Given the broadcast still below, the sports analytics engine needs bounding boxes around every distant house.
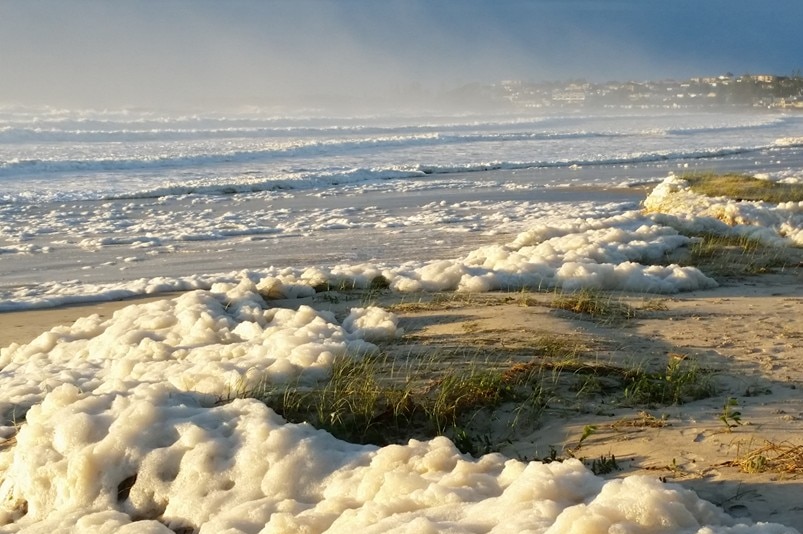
[749,74,777,84]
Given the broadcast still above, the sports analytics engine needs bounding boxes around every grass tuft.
[622,358,716,406]
[733,441,803,474]
[224,345,715,456]
[239,353,551,453]
[668,232,802,279]
[550,288,636,324]
[217,290,718,457]
[588,454,620,475]
[682,172,803,203]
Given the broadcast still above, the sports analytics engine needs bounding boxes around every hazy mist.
[2,0,802,111]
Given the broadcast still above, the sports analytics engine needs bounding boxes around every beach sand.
[379,271,803,526]
[0,294,184,349]
[1,266,802,527]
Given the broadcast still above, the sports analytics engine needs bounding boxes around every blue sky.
[1,1,801,108]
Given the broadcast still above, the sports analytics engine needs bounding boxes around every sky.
[1,0,802,110]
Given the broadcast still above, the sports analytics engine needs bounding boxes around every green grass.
[682,172,803,203]
[234,352,551,453]
[621,358,716,407]
[388,292,494,313]
[588,454,620,475]
[651,172,803,279]
[218,288,720,458]
[219,337,716,457]
[689,233,764,259]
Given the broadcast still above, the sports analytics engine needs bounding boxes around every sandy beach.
[2,261,802,528]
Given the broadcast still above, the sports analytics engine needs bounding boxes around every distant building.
[489,72,800,111]
[747,74,777,84]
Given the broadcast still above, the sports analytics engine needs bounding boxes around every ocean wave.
[9,109,776,144]
[0,122,639,145]
[0,111,547,141]
[415,144,761,173]
[1,144,767,204]
[6,114,782,145]
[0,134,441,177]
[0,124,426,143]
[660,115,789,136]
[0,108,558,131]
[0,128,770,181]
[0,132,614,179]
[110,168,428,200]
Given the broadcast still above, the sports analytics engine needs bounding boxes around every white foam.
[0,201,717,312]
[644,175,803,246]
[383,210,717,294]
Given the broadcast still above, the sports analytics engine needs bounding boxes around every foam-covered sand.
[2,281,801,533]
[1,175,802,532]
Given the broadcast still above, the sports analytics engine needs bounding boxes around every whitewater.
[1,106,802,532]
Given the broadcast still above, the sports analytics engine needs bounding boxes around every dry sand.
[0,294,184,349]
[1,269,802,527]
[375,270,803,527]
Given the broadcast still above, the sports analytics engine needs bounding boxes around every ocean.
[2,107,802,310]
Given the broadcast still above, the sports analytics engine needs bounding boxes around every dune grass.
[683,233,798,277]
[243,352,551,456]
[647,172,803,278]
[682,172,803,203]
[214,284,723,458]
[225,329,715,457]
[621,357,715,407]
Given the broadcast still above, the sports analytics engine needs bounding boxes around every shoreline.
[0,177,651,311]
